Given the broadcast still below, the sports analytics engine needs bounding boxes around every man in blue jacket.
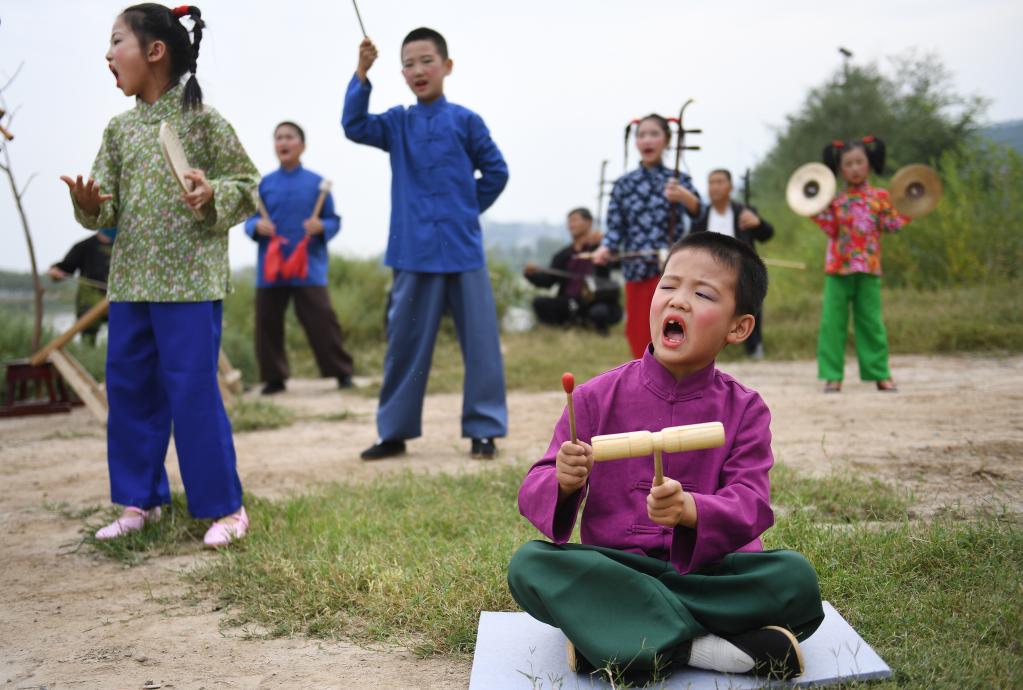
[245,122,355,395]
[342,28,510,460]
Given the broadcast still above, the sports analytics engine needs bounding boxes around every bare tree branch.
[4,104,23,128]
[20,171,38,197]
[0,61,25,94]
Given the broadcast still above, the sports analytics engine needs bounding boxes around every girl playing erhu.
[62,3,260,546]
[593,115,701,359]
[814,136,908,393]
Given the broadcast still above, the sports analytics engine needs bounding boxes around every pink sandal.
[95,506,162,541]
[203,506,249,548]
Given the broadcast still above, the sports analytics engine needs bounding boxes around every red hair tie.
[667,117,679,123]
[630,118,641,125]
[832,139,845,148]
[862,135,875,143]
[171,5,190,18]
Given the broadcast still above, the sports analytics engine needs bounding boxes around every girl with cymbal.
[814,136,909,393]
[62,3,259,547]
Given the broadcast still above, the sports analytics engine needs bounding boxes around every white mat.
[469,601,891,689]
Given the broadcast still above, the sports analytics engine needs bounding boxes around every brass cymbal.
[890,164,943,218]
[786,162,836,217]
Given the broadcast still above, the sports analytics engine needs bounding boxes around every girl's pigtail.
[822,139,845,173]
[623,119,639,172]
[861,135,886,174]
[173,5,205,111]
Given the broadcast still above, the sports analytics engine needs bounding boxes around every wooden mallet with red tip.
[562,372,577,444]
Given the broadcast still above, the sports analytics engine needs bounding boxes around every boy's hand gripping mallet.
[561,372,577,444]
[591,422,725,487]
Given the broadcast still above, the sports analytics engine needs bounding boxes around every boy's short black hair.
[708,168,732,183]
[402,27,448,61]
[275,121,305,142]
[567,207,592,221]
[668,233,767,316]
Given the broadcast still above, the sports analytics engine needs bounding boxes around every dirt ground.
[2,354,1021,689]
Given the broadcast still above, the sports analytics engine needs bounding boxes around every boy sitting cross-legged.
[508,232,825,680]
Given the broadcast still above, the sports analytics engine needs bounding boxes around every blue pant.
[378,268,507,441]
[106,301,243,519]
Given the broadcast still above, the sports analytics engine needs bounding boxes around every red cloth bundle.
[263,235,287,283]
[281,236,310,281]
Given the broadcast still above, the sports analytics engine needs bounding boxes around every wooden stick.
[592,421,725,462]
[0,107,13,141]
[351,0,367,37]
[308,179,332,224]
[49,348,107,424]
[561,372,577,444]
[762,257,807,270]
[29,297,110,366]
[653,448,664,487]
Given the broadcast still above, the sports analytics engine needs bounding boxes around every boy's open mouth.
[109,64,119,83]
[641,147,657,157]
[662,317,685,347]
[414,79,429,89]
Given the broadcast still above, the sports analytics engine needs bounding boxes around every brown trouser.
[255,285,354,383]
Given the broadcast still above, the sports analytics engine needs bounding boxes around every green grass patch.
[765,511,1023,689]
[78,464,1023,687]
[771,464,913,522]
[228,398,295,432]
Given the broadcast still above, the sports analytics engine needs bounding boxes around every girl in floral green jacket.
[62,3,259,547]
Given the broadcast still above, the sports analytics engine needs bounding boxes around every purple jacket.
[518,350,774,575]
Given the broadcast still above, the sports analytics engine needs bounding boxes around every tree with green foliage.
[755,51,987,191]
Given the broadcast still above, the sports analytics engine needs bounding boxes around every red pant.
[624,276,659,359]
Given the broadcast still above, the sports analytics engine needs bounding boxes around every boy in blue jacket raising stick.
[342,28,510,460]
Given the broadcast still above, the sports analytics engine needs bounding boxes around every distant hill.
[482,219,567,271]
[481,219,564,251]
[981,119,1023,154]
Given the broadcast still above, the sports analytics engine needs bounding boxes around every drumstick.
[561,372,577,444]
[309,179,332,223]
[653,448,664,487]
[351,0,367,37]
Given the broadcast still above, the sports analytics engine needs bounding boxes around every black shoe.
[261,380,286,395]
[337,374,354,389]
[360,439,406,461]
[724,626,804,680]
[470,437,497,460]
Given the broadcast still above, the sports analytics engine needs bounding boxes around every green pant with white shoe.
[507,540,824,672]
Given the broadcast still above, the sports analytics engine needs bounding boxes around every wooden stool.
[0,359,76,417]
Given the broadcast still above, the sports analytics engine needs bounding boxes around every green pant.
[817,273,891,382]
[507,541,824,672]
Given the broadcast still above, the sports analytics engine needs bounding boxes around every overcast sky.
[1,0,1021,273]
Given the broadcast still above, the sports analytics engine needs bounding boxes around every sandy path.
[2,354,1020,688]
